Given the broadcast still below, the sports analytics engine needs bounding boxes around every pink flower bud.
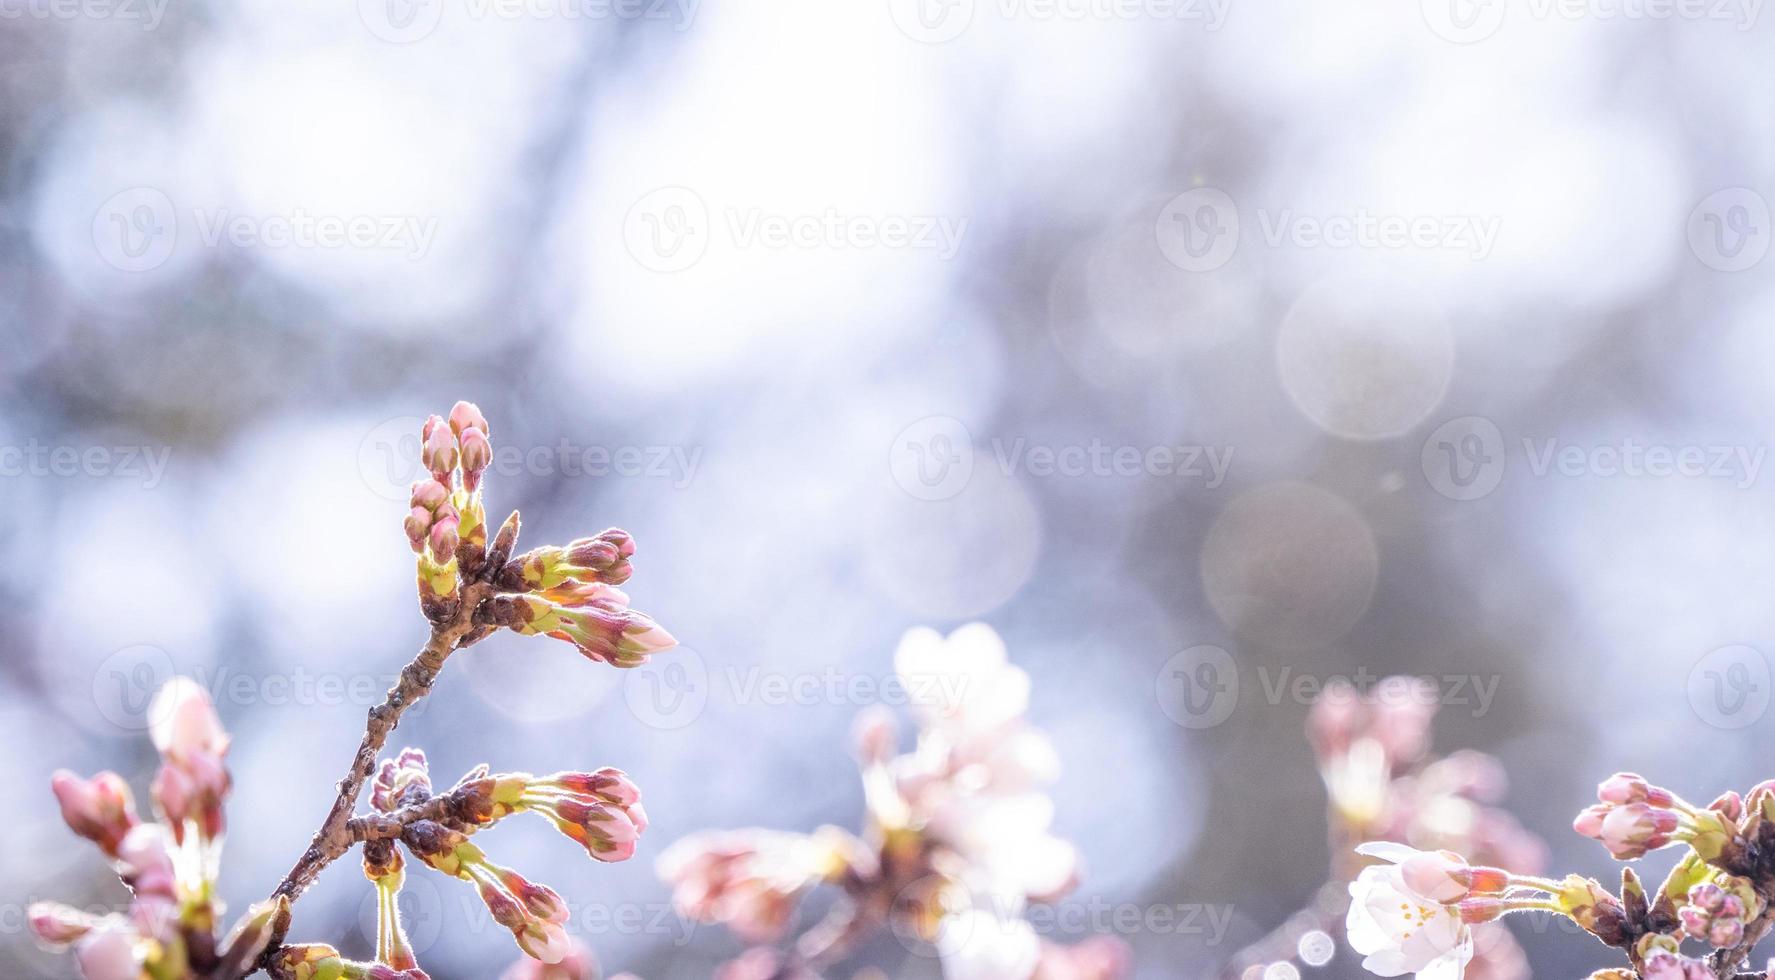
[429,518,460,563]
[148,678,228,761]
[1598,803,1679,860]
[1573,803,1609,840]
[422,416,458,485]
[28,903,101,947]
[1710,917,1745,947]
[1399,850,1476,903]
[74,924,141,980]
[448,400,489,440]
[546,768,642,808]
[1689,883,1726,913]
[51,770,138,857]
[459,428,492,493]
[565,529,636,585]
[1711,791,1745,823]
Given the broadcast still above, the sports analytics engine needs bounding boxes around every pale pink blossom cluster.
[32,681,286,980]
[1225,677,1545,980]
[659,623,1131,980]
[1346,769,1775,980]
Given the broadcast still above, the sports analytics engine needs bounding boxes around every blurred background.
[2,0,1773,976]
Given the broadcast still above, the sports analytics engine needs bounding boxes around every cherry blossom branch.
[249,578,496,976]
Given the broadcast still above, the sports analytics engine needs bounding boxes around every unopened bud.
[28,903,102,947]
[51,770,138,857]
[422,416,458,486]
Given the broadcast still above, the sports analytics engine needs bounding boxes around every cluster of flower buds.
[511,770,648,862]
[1572,773,1734,861]
[410,827,573,964]
[1676,878,1757,948]
[359,750,649,966]
[372,748,435,813]
[149,678,232,848]
[399,405,676,673]
[487,585,674,669]
[1636,946,1714,980]
[430,767,649,862]
[31,679,288,980]
[275,944,430,980]
[500,529,635,590]
[407,402,496,614]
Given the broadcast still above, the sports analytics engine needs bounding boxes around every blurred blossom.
[1200,482,1378,650]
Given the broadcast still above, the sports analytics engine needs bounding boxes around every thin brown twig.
[243,579,495,978]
